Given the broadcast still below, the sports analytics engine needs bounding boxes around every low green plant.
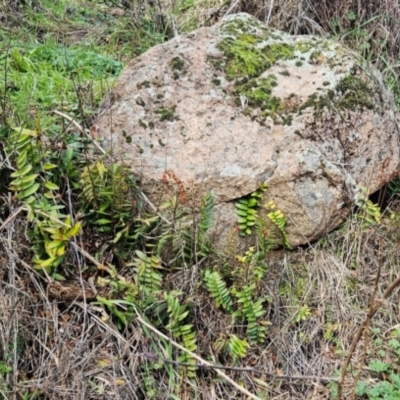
[165,292,197,376]
[3,126,82,276]
[235,182,267,236]
[330,328,400,399]
[78,159,139,240]
[356,186,381,230]
[263,199,291,248]
[355,328,400,400]
[235,183,291,249]
[204,246,271,360]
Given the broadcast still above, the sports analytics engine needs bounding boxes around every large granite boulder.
[95,13,400,247]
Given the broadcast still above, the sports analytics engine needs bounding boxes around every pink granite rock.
[95,13,400,246]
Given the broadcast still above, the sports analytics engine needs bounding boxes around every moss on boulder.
[95,13,400,247]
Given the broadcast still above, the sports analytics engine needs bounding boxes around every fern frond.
[199,192,214,234]
[198,192,214,256]
[228,334,248,360]
[133,251,163,307]
[232,284,267,344]
[266,205,291,248]
[165,293,197,377]
[204,270,233,312]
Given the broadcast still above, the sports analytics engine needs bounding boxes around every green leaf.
[235,202,249,210]
[18,182,40,199]
[68,222,82,237]
[247,198,258,207]
[33,256,56,269]
[368,359,389,372]
[53,273,66,281]
[43,163,58,170]
[95,218,112,225]
[236,209,248,217]
[15,173,38,185]
[135,250,148,262]
[10,163,33,178]
[44,181,59,190]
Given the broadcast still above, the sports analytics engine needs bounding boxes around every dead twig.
[141,352,339,382]
[0,206,25,232]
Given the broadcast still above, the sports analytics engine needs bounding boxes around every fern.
[165,293,197,376]
[232,284,267,344]
[227,334,248,360]
[204,270,233,312]
[5,127,81,274]
[132,250,163,308]
[355,186,381,230]
[155,196,195,267]
[235,182,267,236]
[79,160,138,239]
[235,246,268,284]
[198,192,214,256]
[264,200,291,248]
[205,248,270,347]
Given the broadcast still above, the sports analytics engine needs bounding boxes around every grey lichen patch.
[220,14,268,37]
[309,51,327,65]
[295,41,315,53]
[155,105,179,121]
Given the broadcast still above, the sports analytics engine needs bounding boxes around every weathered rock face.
[95,13,400,247]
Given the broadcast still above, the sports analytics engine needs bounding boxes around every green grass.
[0,0,167,130]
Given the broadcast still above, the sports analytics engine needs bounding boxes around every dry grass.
[2,191,400,399]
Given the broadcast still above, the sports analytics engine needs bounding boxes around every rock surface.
[95,13,400,247]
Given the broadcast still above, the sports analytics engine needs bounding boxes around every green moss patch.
[170,56,187,80]
[155,106,179,121]
[211,15,376,126]
[236,75,281,112]
[300,75,375,114]
[335,76,375,110]
[216,35,295,81]
[209,18,299,123]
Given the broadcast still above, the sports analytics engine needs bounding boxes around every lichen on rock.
[95,12,400,247]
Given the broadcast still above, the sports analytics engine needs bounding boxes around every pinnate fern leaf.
[204,270,233,312]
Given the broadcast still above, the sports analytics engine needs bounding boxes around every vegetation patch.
[300,74,375,115]
[155,105,179,121]
[169,56,187,79]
